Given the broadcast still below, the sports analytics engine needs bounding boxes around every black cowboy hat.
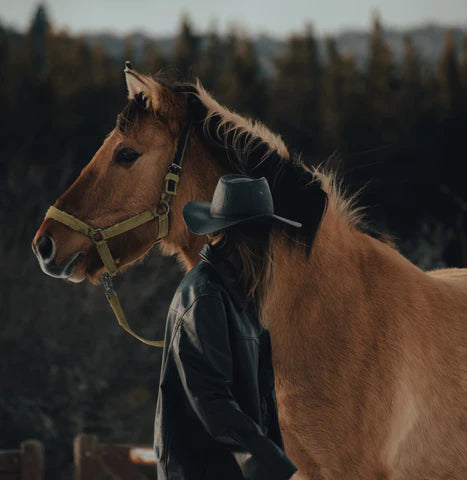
[182,174,302,235]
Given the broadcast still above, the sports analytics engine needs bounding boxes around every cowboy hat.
[183,174,302,235]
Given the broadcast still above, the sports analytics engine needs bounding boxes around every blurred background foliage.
[1,4,466,478]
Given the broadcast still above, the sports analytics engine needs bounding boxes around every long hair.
[212,221,273,311]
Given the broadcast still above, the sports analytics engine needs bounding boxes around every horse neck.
[263,206,423,357]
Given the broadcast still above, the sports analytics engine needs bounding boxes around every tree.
[322,37,363,155]
[174,14,200,80]
[269,25,323,159]
[140,40,167,76]
[218,31,266,118]
[123,35,135,65]
[198,27,225,92]
[461,35,467,94]
[439,30,462,114]
[28,4,50,72]
[398,36,425,135]
[365,13,398,145]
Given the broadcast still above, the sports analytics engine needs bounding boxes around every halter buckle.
[167,163,182,174]
[165,171,181,196]
[93,228,104,242]
[101,272,116,300]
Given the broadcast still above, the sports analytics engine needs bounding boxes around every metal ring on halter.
[157,202,170,215]
[92,228,103,242]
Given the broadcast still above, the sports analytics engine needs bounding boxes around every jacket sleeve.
[258,328,285,449]
[172,293,297,480]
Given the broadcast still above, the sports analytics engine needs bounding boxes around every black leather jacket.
[154,244,296,480]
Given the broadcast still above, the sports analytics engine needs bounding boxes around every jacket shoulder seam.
[179,291,223,321]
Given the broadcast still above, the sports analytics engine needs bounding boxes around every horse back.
[428,267,467,282]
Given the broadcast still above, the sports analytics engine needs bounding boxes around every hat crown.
[210,175,274,220]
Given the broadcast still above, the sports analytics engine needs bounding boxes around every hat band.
[210,210,271,221]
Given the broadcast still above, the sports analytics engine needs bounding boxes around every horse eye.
[116,148,141,165]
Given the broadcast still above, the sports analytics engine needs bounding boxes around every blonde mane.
[195,80,290,161]
[122,72,378,241]
[312,167,367,227]
[191,81,377,239]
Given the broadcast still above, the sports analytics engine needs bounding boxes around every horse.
[32,64,467,479]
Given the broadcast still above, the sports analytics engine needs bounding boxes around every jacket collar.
[199,243,249,311]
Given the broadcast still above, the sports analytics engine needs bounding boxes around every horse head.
[32,64,217,284]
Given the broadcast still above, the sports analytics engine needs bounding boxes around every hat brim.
[183,201,302,235]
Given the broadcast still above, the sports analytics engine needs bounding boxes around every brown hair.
[210,221,273,309]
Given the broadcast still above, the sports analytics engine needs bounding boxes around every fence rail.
[0,440,44,480]
[1,436,155,480]
[74,433,156,480]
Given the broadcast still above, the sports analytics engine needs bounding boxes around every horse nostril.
[36,234,55,262]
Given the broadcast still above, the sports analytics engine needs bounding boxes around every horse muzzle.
[32,233,83,280]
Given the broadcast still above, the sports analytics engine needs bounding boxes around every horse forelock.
[116,93,149,134]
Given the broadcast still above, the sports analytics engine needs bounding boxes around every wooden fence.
[1,436,155,479]
[74,433,156,480]
[0,440,44,480]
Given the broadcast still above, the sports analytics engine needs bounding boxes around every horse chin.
[66,257,88,283]
[85,257,123,285]
[84,250,143,285]
[67,273,86,283]
[86,266,106,285]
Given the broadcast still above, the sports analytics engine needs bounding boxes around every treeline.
[2,7,467,261]
[1,5,466,478]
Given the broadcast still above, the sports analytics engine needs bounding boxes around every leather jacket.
[154,243,296,480]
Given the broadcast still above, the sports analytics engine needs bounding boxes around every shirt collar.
[199,243,249,311]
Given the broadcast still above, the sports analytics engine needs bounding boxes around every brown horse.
[33,65,467,479]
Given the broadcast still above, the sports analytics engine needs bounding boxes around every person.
[154,174,301,480]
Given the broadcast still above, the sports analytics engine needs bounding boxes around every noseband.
[44,121,193,347]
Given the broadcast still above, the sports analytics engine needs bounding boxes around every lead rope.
[101,272,164,347]
[99,121,192,347]
[45,120,193,347]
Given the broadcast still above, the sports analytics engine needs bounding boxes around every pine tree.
[437,30,465,201]
[269,25,323,159]
[174,14,200,80]
[325,37,369,157]
[439,30,462,114]
[28,4,50,73]
[460,35,467,111]
[141,40,167,76]
[398,36,425,134]
[365,13,398,146]
[462,35,467,90]
[123,35,135,64]
[198,27,225,92]
[218,31,266,118]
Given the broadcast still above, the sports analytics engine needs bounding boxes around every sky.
[1,0,466,38]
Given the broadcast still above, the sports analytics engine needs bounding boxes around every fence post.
[20,440,44,480]
[74,434,99,480]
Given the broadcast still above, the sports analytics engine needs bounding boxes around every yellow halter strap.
[44,121,193,347]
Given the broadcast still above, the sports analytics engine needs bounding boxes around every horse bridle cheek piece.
[44,121,193,347]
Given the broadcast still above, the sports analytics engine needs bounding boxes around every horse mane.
[194,81,290,161]
[116,76,387,249]
[176,81,393,248]
[174,81,328,252]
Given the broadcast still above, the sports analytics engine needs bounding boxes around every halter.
[44,121,193,347]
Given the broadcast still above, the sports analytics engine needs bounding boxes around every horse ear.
[123,61,182,123]
[124,61,150,100]
[124,61,166,113]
